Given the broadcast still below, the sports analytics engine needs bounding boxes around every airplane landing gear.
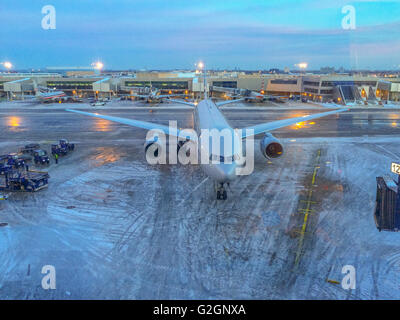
[215,182,228,200]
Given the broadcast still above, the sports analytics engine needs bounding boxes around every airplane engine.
[260,133,284,159]
[144,138,162,157]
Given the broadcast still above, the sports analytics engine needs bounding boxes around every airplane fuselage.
[193,99,242,183]
[38,91,67,102]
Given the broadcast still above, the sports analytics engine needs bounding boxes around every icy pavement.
[0,136,400,299]
[1,104,400,299]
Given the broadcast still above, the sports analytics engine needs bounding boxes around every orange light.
[94,119,111,132]
[7,116,20,127]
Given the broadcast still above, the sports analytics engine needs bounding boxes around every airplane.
[120,83,188,103]
[211,85,287,103]
[20,82,82,104]
[32,81,69,103]
[35,89,69,103]
[212,86,265,102]
[66,69,347,200]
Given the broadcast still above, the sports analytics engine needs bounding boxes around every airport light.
[92,61,104,70]
[296,62,308,98]
[1,61,12,71]
[297,62,308,70]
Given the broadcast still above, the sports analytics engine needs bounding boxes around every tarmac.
[1,99,400,299]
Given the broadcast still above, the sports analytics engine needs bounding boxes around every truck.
[33,149,50,165]
[6,153,26,168]
[20,143,41,155]
[51,139,75,156]
[91,101,106,107]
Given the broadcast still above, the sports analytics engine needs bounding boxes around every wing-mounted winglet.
[215,98,245,107]
[241,108,348,138]
[165,98,196,108]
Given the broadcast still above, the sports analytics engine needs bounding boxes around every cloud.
[1,0,399,69]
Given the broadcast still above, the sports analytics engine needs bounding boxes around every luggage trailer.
[0,170,50,192]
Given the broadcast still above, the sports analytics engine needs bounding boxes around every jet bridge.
[3,78,34,100]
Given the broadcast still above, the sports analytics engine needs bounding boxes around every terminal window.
[303,81,320,86]
[46,81,94,90]
[212,81,237,88]
[125,81,188,89]
[270,79,297,85]
[304,87,319,93]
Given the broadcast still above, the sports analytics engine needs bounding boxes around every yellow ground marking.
[326,279,340,285]
[294,149,321,267]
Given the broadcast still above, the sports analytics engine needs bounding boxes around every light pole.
[296,62,308,101]
[195,61,205,99]
[92,61,104,99]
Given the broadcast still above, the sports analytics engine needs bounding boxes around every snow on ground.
[1,103,400,299]
[1,136,400,299]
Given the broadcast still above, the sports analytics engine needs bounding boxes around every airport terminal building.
[0,70,399,105]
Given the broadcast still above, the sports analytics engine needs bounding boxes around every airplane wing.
[131,94,150,98]
[215,98,245,107]
[240,108,348,138]
[66,109,187,137]
[244,96,263,100]
[165,98,196,107]
[156,94,186,99]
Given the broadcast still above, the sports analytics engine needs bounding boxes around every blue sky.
[0,0,399,70]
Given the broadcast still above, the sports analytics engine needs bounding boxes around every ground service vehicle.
[33,150,50,165]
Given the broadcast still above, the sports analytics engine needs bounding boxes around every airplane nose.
[214,163,237,182]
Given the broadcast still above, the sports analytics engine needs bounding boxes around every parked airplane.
[32,81,69,103]
[120,83,187,103]
[212,86,265,102]
[20,82,82,104]
[67,69,347,200]
[35,89,69,103]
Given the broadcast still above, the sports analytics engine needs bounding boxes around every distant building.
[320,67,335,74]
[66,71,95,77]
[268,68,281,74]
